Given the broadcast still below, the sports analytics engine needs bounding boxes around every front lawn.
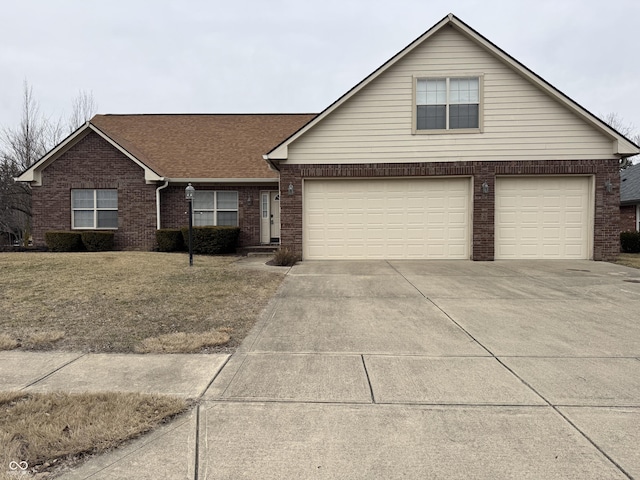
[615,253,640,270]
[0,391,188,479]
[0,252,285,353]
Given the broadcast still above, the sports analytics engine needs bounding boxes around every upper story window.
[415,76,481,132]
[193,191,238,227]
[71,189,118,229]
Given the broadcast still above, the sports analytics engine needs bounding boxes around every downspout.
[156,179,169,229]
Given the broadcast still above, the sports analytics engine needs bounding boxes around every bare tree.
[68,90,98,132]
[601,113,639,168]
[0,82,98,245]
[0,82,51,245]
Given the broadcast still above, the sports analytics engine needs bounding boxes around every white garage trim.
[495,176,593,259]
[303,177,471,260]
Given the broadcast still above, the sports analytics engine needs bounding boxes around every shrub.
[621,231,640,253]
[271,248,300,266]
[180,226,240,255]
[45,231,83,252]
[156,229,185,252]
[81,231,114,252]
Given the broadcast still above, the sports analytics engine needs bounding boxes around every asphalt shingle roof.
[90,114,316,179]
[621,163,640,204]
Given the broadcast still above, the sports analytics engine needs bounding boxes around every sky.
[1,0,639,138]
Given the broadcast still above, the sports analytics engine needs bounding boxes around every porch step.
[239,245,280,257]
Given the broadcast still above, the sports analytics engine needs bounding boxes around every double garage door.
[303,177,591,260]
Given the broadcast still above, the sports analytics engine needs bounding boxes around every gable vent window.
[415,76,481,132]
[71,189,118,229]
[193,191,238,226]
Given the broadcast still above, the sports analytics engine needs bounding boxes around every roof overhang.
[166,178,278,184]
[265,13,640,162]
[15,122,164,186]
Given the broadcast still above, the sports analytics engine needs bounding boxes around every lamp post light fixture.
[185,183,195,266]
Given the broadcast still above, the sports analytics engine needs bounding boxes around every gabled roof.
[17,113,316,185]
[266,13,640,161]
[91,114,315,180]
[621,164,640,204]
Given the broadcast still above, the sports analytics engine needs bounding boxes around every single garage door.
[495,176,591,259]
[304,178,470,259]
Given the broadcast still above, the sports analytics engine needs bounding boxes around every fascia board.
[15,123,92,185]
[448,16,640,156]
[167,178,278,184]
[264,15,451,160]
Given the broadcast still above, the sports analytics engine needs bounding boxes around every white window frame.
[192,190,239,227]
[636,204,640,232]
[413,74,483,134]
[71,189,118,230]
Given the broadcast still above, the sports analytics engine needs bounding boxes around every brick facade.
[32,132,278,250]
[160,184,277,247]
[279,159,620,261]
[620,204,638,232]
[32,132,157,250]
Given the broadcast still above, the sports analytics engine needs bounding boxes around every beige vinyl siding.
[287,28,614,164]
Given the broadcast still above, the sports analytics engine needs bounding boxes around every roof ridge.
[93,113,318,117]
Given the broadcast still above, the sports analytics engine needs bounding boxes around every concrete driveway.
[63,259,640,479]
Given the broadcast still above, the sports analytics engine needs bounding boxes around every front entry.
[260,191,280,244]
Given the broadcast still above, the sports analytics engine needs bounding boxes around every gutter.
[263,154,280,173]
[156,179,169,229]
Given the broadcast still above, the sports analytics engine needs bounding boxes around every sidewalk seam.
[20,353,87,391]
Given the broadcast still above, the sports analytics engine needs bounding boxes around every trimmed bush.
[271,248,300,266]
[621,231,640,253]
[156,229,185,252]
[181,226,240,255]
[45,231,83,252]
[81,231,115,252]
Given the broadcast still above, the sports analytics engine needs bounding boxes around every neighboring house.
[265,14,639,261]
[16,114,314,250]
[621,164,640,232]
[17,14,640,260]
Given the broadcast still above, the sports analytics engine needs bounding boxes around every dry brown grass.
[0,391,188,478]
[616,253,640,269]
[0,252,285,353]
[134,329,230,353]
[0,334,18,351]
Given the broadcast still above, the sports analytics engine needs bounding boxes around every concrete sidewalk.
[2,259,640,479]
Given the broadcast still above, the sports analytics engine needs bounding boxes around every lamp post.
[185,183,195,266]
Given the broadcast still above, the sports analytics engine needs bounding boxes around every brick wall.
[620,204,638,232]
[32,132,157,250]
[280,159,620,261]
[160,184,277,247]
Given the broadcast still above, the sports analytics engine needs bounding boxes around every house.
[17,14,640,259]
[265,14,639,260]
[16,114,314,250]
[621,164,640,232]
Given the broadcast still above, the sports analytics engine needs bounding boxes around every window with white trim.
[193,191,238,226]
[636,204,640,232]
[415,76,480,131]
[71,189,118,229]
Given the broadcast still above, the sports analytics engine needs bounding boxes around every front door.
[260,191,280,244]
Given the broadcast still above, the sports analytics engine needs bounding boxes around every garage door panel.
[304,178,470,260]
[495,177,590,260]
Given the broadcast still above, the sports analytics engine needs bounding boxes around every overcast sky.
[1,0,639,138]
